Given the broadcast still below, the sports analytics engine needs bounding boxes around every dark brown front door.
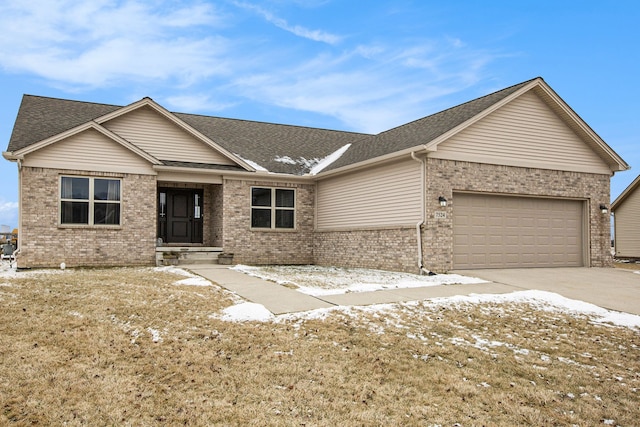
[158,188,203,244]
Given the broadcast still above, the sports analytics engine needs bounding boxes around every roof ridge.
[174,110,372,136]
[21,94,123,109]
[19,94,373,137]
[376,76,541,136]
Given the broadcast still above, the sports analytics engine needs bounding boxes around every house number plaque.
[434,211,447,219]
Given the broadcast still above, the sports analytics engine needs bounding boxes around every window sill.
[58,224,123,230]
[249,227,297,233]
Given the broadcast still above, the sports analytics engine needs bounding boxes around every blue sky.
[0,0,638,230]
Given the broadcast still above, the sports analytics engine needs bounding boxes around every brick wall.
[18,167,156,268]
[17,161,612,272]
[210,184,223,247]
[222,178,314,264]
[314,227,420,273]
[423,158,612,272]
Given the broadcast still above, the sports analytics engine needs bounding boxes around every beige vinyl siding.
[23,128,155,175]
[430,91,611,174]
[615,189,640,258]
[103,106,236,165]
[316,159,422,229]
[157,170,223,184]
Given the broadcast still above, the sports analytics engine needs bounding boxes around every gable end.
[430,90,613,174]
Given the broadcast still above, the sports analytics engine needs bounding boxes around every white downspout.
[11,159,22,268]
[410,151,429,275]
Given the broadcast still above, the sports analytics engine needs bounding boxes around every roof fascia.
[531,82,629,172]
[12,121,160,165]
[313,79,548,179]
[92,123,161,164]
[153,165,313,183]
[313,145,432,180]
[611,173,640,210]
[13,121,96,156]
[423,79,543,151]
[94,98,257,172]
[420,78,628,173]
[2,151,22,161]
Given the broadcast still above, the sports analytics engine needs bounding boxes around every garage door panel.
[454,193,583,269]
[487,216,503,227]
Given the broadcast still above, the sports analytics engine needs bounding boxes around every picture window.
[60,176,121,225]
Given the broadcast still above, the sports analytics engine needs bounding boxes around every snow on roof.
[310,143,351,175]
[235,154,268,172]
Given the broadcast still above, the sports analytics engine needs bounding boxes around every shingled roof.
[6,95,372,176]
[7,95,121,152]
[8,77,576,176]
[174,112,371,175]
[322,78,537,172]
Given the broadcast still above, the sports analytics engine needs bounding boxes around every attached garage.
[453,193,585,269]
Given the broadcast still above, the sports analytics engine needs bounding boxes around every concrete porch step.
[155,247,225,266]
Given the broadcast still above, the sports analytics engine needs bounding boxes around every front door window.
[158,188,203,244]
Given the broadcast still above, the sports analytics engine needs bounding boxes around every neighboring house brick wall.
[18,167,156,268]
[423,158,612,272]
[222,178,314,264]
[313,227,419,273]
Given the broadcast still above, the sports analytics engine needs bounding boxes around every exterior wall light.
[439,196,447,207]
[599,204,608,215]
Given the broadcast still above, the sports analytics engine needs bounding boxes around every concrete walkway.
[186,264,515,314]
[185,264,334,314]
[188,265,640,315]
[455,267,640,316]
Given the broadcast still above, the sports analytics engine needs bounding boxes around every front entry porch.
[155,183,225,266]
[155,246,225,266]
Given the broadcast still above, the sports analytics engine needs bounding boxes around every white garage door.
[453,193,584,269]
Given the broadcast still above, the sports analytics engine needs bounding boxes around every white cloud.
[0,201,18,212]
[164,94,238,114]
[0,201,19,229]
[231,40,498,133]
[232,1,342,44]
[0,0,229,88]
[0,1,500,133]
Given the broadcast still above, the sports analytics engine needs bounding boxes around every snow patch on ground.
[174,277,213,286]
[0,261,66,278]
[154,266,213,286]
[430,290,640,329]
[232,264,488,296]
[216,302,275,322]
[216,288,640,329]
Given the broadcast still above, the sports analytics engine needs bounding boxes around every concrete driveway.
[453,267,640,315]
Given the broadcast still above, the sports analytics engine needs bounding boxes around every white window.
[251,187,295,229]
[60,176,121,225]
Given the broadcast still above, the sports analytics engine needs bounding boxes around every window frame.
[250,186,296,230]
[59,175,122,227]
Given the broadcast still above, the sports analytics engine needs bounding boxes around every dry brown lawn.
[1,266,638,426]
[614,261,640,271]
